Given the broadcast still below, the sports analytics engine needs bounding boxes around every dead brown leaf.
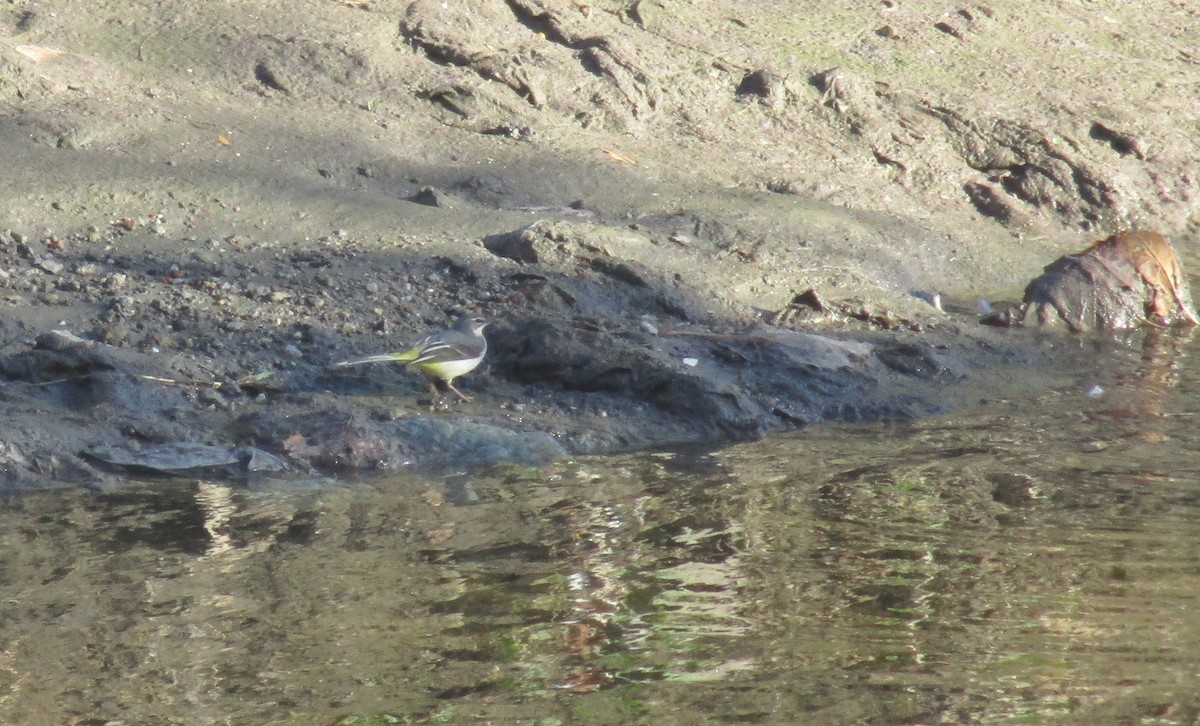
[1080,231,1199,325]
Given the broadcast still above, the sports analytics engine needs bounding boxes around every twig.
[137,374,223,389]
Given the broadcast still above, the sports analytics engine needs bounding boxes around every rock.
[997,231,1198,331]
[489,315,939,442]
[35,258,64,274]
[87,441,232,470]
[484,221,562,263]
[393,418,565,468]
[482,220,657,291]
[83,442,289,478]
[229,404,565,472]
[991,472,1038,506]
[410,186,455,208]
[736,69,788,108]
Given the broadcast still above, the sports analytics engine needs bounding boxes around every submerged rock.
[84,442,289,478]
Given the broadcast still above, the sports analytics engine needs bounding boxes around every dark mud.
[0,212,1041,489]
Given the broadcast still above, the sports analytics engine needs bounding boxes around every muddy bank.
[3,0,1200,488]
[0,210,1044,490]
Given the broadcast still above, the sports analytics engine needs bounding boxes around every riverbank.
[2,0,1197,488]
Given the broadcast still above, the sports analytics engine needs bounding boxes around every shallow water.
[3,331,1200,724]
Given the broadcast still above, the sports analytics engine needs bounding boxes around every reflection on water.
[3,330,1200,723]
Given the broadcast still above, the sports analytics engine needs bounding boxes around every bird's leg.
[428,380,442,400]
[446,381,473,403]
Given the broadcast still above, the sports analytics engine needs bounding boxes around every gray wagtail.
[331,314,489,402]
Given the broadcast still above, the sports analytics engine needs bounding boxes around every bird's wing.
[408,337,483,366]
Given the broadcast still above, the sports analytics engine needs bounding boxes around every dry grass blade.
[137,374,223,388]
[600,148,639,166]
[15,45,66,63]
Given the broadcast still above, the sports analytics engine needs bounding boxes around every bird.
[330,313,489,402]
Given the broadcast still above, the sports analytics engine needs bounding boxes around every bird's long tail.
[329,350,419,368]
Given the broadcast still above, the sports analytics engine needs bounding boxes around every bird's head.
[454,313,489,336]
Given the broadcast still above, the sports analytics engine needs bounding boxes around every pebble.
[912,290,943,311]
[197,388,229,410]
[96,323,130,344]
[36,259,64,275]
